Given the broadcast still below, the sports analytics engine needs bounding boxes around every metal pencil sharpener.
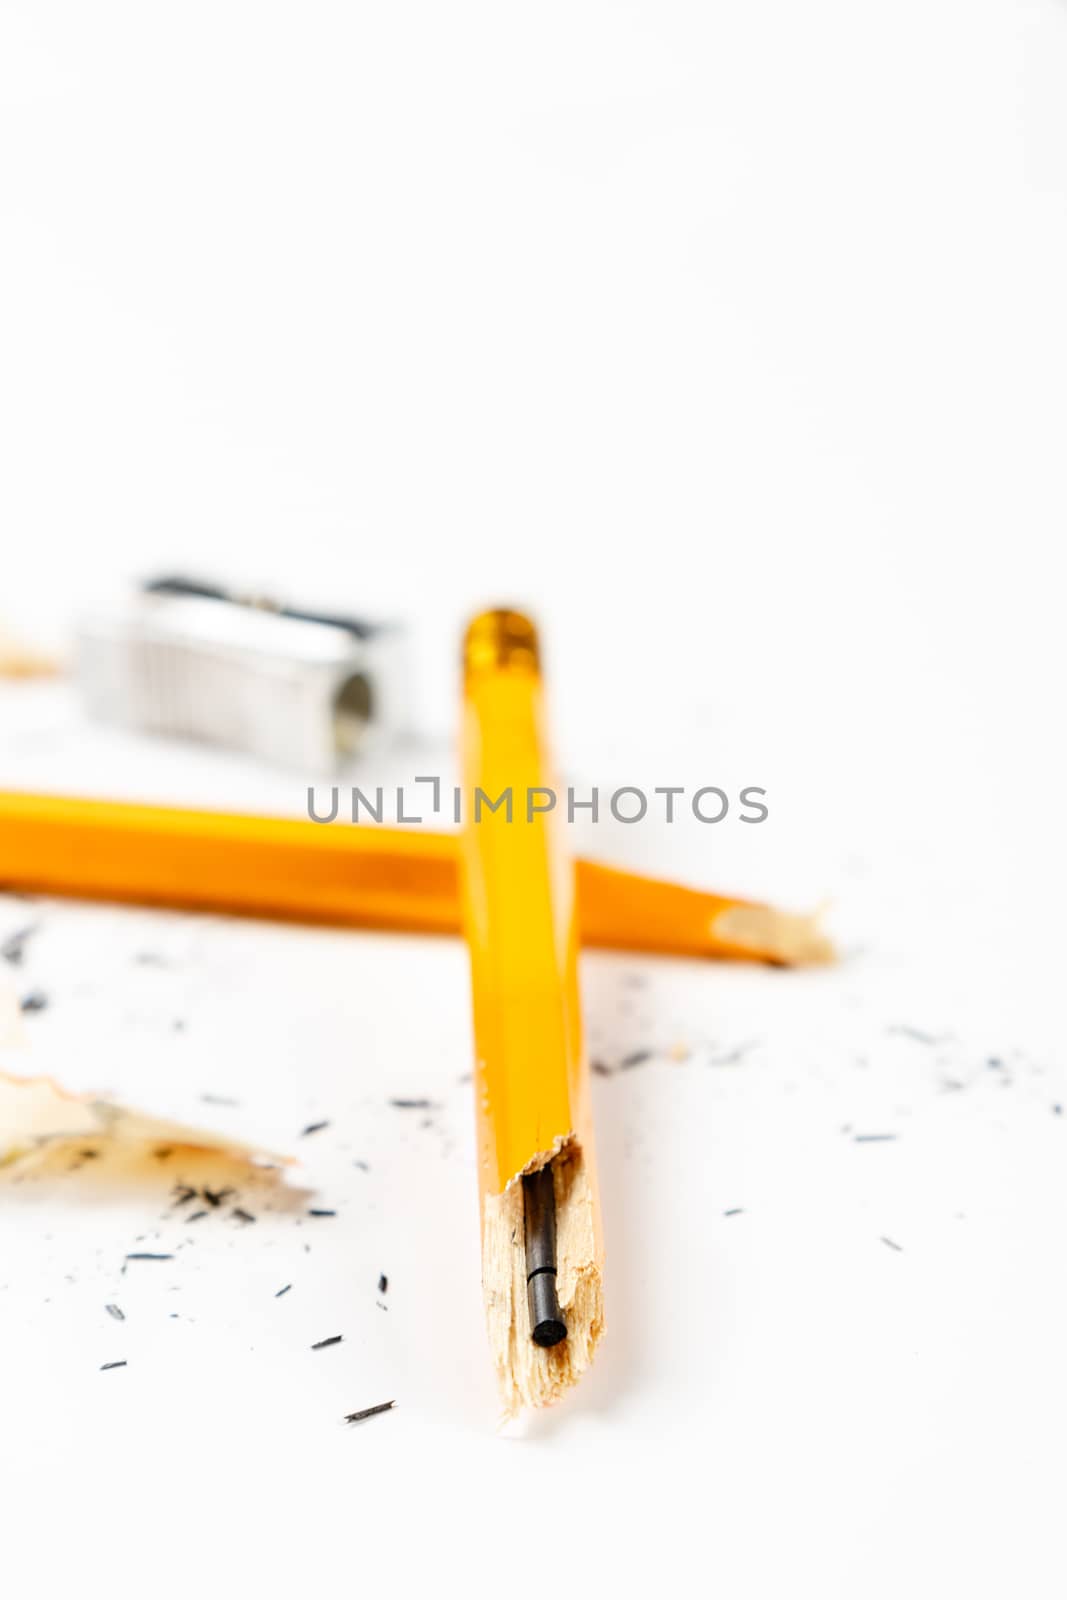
[77,577,408,771]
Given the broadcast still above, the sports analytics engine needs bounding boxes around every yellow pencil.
[0,790,832,966]
[459,609,603,1413]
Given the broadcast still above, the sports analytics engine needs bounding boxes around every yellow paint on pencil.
[0,790,832,966]
[459,610,604,1412]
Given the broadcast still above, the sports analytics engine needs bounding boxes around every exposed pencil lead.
[522,1165,567,1348]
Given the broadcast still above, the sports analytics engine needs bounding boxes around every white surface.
[1,710,1065,1600]
[2,2,1067,1595]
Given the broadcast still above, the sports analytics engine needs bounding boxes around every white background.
[1,3,1066,1596]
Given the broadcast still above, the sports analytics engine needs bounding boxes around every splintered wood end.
[481,1140,603,1417]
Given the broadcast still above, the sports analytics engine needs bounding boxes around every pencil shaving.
[0,1071,290,1172]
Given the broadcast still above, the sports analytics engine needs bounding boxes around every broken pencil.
[459,610,604,1415]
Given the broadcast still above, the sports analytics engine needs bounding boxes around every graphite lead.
[522,1165,567,1348]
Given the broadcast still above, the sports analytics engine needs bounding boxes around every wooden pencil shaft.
[459,612,585,1194]
[458,610,606,1410]
[0,789,815,965]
